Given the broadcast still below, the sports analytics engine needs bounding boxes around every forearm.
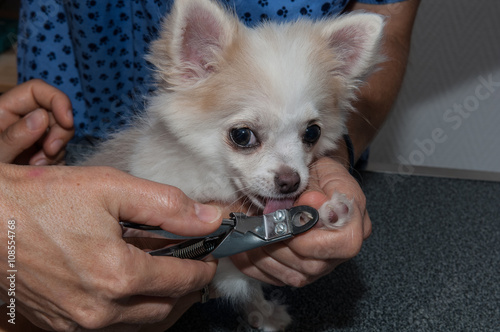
[340,0,420,163]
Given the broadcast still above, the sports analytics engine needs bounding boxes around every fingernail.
[50,139,64,152]
[34,158,48,166]
[25,110,44,131]
[194,203,221,224]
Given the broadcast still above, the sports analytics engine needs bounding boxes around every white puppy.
[84,0,384,329]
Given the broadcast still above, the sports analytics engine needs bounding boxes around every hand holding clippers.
[121,206,319,261]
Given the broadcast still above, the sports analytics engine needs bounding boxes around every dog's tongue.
[263,198,296,215]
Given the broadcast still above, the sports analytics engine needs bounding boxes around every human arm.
[337,0,421,165]
[0,79,75,165]
[0,163,222,331]
[230,0,420,286]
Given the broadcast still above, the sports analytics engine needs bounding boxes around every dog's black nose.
[275,168,300,194]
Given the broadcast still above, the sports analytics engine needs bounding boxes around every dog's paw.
[260,303,291,332]
[318,192,353,229]
[246,300,291,331]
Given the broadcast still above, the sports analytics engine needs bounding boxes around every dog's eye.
[230,128,258,148]
[303,124,321,145]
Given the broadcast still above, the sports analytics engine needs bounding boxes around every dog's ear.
[148,0,238,87]
[323,12,385,80]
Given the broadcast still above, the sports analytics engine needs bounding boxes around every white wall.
[367,0,500,180]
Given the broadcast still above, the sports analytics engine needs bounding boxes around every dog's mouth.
[263,198,296,214]
[249,196,297,215]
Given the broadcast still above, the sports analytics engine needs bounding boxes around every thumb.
[0,109,49,163]
[104,170,223,236]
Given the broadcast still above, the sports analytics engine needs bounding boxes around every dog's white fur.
[83,0,384,329]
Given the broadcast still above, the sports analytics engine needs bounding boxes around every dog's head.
[147,0,384,211]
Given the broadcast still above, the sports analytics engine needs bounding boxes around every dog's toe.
[318,192,353,228]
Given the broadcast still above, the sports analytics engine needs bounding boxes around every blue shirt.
[18,0,404,140]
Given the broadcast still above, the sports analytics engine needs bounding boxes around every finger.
[246,244,332,287]
[29,148,66,166]
[109,295,177,326]
[296,158,360,211]
[262,243,332,278]
[42,111,74,158]
[101,170,223,236]
[295,190,328,210]
[287,215,365,260]
[20,295,176,331]
[151,290,201,330]
[112,290,201,329]
[0,303,51,331]
[0,107,20,131]
[231,250,286,286]
[29,112,72,165]
[0,109,49,163]
[315,158,366,207]
[124,247,218,297]
[257,247,313,287]
[0,79,73,129]
[291,188,366,261]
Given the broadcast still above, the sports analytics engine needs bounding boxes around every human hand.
[0,290,207,332]
[230,157,371,287]
[0,79,74,165]
[0,163,222,331]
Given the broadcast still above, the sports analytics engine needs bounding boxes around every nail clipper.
[120,205,319,261]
